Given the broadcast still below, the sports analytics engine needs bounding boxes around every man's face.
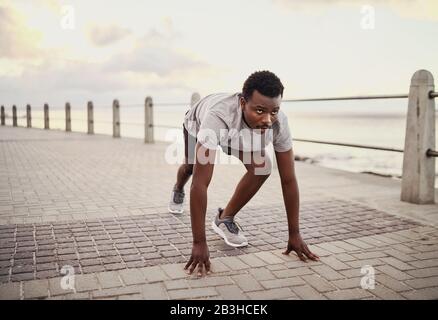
[240,90,281,134]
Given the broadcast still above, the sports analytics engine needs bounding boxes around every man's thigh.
[184,125,197,165]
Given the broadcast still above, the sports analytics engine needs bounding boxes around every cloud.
[0,4,43,59]
[104,28,209,76]
[272,0,438,20]
[88,25,132,46]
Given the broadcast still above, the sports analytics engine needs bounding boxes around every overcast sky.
[1,0,437,108]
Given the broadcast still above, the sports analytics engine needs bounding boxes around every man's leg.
[220,151,271,219]
[174,126,196,191]
[174,162,193,191]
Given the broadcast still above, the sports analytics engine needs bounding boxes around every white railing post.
[12,105,17,127]
[0,106,5,125]
[44,103,49,129]
[144,96,154,143]
[65,102,71,132]
[87,101,94,134]
[113,99,120,138]
[401,70,436,204]
[26,104,31,128]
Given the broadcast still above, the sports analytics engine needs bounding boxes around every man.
[169,70,319,276]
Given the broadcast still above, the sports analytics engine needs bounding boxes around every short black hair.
[242,70,284,101]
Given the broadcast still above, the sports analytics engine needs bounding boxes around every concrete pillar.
[191,92,201,107]
[87,101,94,134]
[44,103,49,129]
[65,102,71,132]
[401,70,436,204]
[12,105,17,127]
[1,106,5,125]
[26,104,31,128]
[144,96,154,143]
[113,99,120,138]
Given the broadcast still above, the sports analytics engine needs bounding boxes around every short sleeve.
[197,112,228,150]
[273,111,293,152]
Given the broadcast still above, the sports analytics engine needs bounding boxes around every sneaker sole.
[168,205,183,215]
[211,220,248,248]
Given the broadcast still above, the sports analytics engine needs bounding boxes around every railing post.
[113,99,120,138]
[87,101,94,134]
[26,104,31,128]
[65,102,71,132]
[191,92,201,107]
[144,96,154,143]
[44,103,49,129]
[401,70,436,204]
[12,105,17,127]
[1,106,5,125]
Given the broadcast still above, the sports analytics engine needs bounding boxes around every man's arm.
[275,148,319,261]
[184,142,216,275]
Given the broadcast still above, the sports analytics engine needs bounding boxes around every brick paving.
[0,200,420,284]
[1,126,438,300]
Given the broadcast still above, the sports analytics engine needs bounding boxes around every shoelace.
[173,190,184,204]
[224,219,244,234]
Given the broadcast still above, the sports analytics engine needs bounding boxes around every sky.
[0,0,437,108]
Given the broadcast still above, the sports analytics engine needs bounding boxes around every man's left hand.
[283,233,320,262]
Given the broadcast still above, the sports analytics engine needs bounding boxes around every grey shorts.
[183,124,234,165]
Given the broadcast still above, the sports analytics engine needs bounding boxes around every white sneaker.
[212,208,248,247]
[168,188,185,214]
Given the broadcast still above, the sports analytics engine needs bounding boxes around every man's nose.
[262,115,272,126]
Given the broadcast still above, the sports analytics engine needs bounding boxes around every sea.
[6,97,438,186]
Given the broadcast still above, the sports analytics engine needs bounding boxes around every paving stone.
[310,265,344,281]
[188,276,233,288]
[246,288,296,300]
[301,274,337,293]
[0,282,21,300]
[231,274,263,292]
[24,280,49,299]
[292,285,327,300]
[118,268,147,286]
[141,283,168,299]
[168,287,218,300]
[324,288,374,300]
[141,266,169,282]
[75,274,100,292]
[215,285,248,300]
[260,277,305,289]
[161,264,187,280]
[220,257,249,271]
[404,276,438,289]
[249,268,276,281]
[97,271,123,289]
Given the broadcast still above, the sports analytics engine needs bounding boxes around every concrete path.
[1,126,438,300]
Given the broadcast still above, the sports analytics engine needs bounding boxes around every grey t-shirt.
[183,92,293,153]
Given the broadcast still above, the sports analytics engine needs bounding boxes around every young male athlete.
[169,71,319,276]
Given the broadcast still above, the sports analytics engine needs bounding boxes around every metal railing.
[1,70,437,204]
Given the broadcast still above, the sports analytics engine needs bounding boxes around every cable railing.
[283,93,409,102]
[1,69,437,204]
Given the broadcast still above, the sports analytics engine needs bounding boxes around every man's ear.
[239,97,246,111]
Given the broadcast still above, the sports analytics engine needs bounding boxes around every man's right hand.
[184,241,211,277]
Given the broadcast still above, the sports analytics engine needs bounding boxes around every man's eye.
[272,111,278,115]
[256,109,263,114]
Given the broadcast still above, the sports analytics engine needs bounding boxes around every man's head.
[240,70,284,133]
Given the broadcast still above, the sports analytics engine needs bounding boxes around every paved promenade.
[1,126,438,300]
